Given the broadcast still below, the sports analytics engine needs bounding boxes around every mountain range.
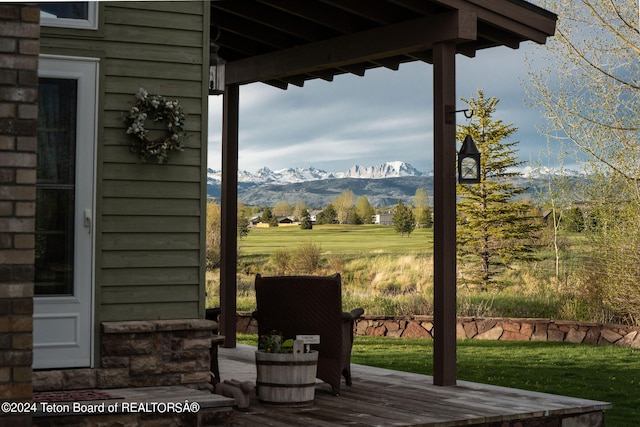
[206,161,582,207]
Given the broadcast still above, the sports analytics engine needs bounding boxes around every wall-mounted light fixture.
[458,134,481,184]
[209,24,226,96]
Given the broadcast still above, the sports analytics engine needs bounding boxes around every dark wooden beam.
[373,57,402,71]
[433,0,556,44]
[477,22,521,49]
[226,10,477,85]
[339,64,367,77]
[220,83,240,348]
[432,41,457,386]
[264,80,289,90]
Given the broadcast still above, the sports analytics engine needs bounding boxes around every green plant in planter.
[258,330,295,353]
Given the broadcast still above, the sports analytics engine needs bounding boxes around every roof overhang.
[211,0,557,89]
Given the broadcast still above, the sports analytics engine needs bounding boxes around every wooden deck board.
[219,345,611,426]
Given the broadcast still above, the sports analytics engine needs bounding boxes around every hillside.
[207,161,433,207]
[238,176,434,208]
[206,161,584,207]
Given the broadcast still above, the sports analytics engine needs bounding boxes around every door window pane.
[39,2,97,30]
[35,78,77,295]
[40,3,88,20]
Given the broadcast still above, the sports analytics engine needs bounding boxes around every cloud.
[208,41,556,173]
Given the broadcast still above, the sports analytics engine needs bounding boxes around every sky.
[207,41,556,175]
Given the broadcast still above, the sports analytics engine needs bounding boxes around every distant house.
[373,213,395,225]
[308,209,323,223]
[249,213,263,226]
[277,216,296,225]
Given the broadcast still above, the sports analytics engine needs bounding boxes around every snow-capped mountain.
[520,166,587,179]
[206,161,426,186]
[339,161,426,179]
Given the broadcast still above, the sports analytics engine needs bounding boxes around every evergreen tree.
[260,206,278,227]
[392,200,415,237]
[456,90,541,291]
[316,204,337,225]
[237,214,250,239]
[299,209,312,230]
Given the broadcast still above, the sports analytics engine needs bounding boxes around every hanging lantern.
[209,26,226,96]
[458,134,481,184]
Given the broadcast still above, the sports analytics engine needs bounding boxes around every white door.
[33,56,98,369]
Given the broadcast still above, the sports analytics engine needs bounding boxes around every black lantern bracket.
[445,105,474,124]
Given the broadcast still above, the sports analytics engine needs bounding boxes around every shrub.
[294,241,322,274]
[326,254,345,274]
[270,248,291,275]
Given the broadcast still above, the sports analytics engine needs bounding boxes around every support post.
[220,83,239,347]
[432,42,457,386]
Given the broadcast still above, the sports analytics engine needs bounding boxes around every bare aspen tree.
[528,0,640,323]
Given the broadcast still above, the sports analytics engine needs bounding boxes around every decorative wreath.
[124,87,186,163]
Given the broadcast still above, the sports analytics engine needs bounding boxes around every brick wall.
[0,3,39,426]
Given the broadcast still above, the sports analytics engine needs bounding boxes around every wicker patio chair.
[253,273,364,395]
[205,307,225,385]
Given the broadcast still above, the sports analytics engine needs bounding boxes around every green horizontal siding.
[102,164,202,183]
[102,250,200,269]
[105,59,203,80]
[102,233,199,251]
[102,198,200,215]
[102,180,201,199]
[101,216,200,234]
[101,267,199,286]
[100,302,200,322]
[101,285,199,305]
[41,1,209,326]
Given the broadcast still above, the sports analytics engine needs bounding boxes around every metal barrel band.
[257,381,316,388]
[256,360,317,366]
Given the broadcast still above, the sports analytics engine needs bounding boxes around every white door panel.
[33,55,97,369]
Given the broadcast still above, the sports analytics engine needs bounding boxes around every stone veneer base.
[237,312,640,348]
[33,319,216,392]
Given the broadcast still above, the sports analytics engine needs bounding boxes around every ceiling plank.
[226,10,477,85]
[319,0,415,24]
[259,0,374,34]
[214,10,304,51]
[386,0,445,15]
[212,2,335,42]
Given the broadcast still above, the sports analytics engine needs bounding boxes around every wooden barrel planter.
[255,350,318,406]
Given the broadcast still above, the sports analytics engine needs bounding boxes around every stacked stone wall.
[0,4,40,427]
[33,320,216,392]
[236,312,640,348]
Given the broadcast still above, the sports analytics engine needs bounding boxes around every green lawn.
[239,224,434,261]
[215,224,589,319]
[237,334,639,426]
